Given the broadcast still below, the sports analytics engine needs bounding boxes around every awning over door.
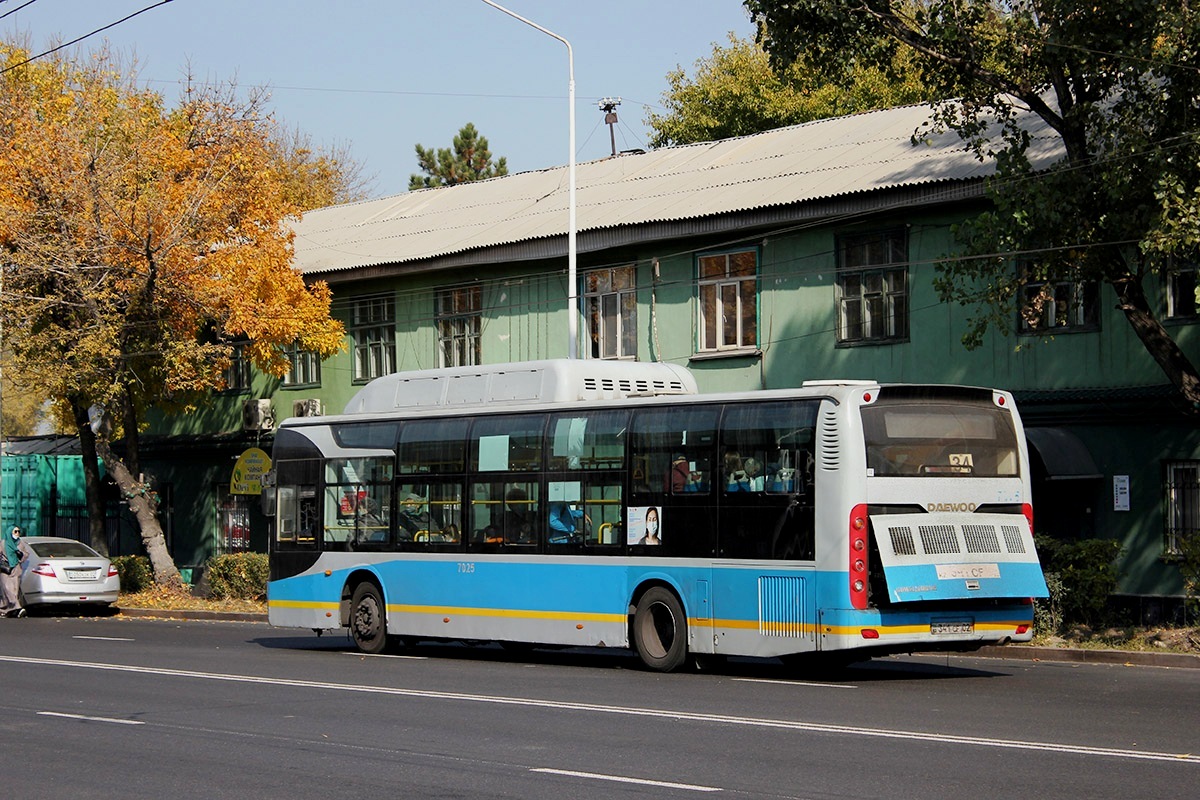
[1025,427,1102,481]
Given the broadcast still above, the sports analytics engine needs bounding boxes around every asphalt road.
[1,615,1198,800]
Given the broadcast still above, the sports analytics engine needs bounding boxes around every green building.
[114,103,1199,611]
[0,437,105,543]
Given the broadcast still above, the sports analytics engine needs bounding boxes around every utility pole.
[599,97,621,157]
[480,0,579,359]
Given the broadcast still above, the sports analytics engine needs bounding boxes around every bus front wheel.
[349,583,388,655]
[632,587,688,672]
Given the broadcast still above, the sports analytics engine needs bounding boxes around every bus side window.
[398,482,463,544]
[630,406,717,497]
[275,485,318,549]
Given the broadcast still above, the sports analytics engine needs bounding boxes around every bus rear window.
[862,397,1020,477]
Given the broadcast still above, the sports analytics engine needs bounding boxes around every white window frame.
[222,342,252,393]
[836,229,909,344]
[352,295,396,382]
[282,343,321,387]
[1020,274,1099,333]
[697,249,757,352]
[584,265,637,359]
[437,285,482,368]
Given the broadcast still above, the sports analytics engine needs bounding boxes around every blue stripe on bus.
[267,557,1043,622]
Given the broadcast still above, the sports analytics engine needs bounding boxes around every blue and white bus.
[266,360,1047,671]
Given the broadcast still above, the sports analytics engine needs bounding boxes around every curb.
[116,607,268,623]
[113,608,1200,669]
[969,643,1200,670]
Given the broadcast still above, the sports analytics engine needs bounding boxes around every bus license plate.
[931,621,973,635]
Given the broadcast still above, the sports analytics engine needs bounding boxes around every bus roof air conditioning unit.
[242,398,276,431]
[293,398,323,418]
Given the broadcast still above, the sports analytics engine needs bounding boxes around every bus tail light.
[1022,503,1034,533]
[860,629,880,639]
[1015,624,1030,635]
[849,504,869,609]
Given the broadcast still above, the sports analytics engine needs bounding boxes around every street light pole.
[479,0,578,359]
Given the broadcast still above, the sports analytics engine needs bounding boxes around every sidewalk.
[115,606,1200,669]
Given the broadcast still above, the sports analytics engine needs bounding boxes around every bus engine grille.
[880,519,1030,559]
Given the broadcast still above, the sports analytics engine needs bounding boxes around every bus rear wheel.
[633,587,688,672]
[350,583,388,655]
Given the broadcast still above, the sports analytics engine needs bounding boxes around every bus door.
[714,400,819,655]
[629,404,719,650]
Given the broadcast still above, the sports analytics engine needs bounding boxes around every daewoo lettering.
[926,502,977,513]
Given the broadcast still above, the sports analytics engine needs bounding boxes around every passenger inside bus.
[503,486,536,544]
[548,501,589,543]
[724,451,744,489]
[666,453,705,493]
[396,493,430,540]
[742,457,764,491]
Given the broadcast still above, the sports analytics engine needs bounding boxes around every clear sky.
[2,0,757,199]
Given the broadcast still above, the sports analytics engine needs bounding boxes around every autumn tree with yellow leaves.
[0,43,349,586]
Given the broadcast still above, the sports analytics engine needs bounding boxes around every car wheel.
[349,583,388,655]
[632,586,688,672]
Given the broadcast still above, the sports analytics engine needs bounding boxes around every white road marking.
[341,651,427,660]
[732,677,856,690]
[531,767,721,792]
[73,636,135,642]
[3,654,1197,766]
[38,711,144,726]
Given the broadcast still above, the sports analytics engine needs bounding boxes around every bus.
[265,359,1048,672]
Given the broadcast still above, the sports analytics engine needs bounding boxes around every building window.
[223,342,251,393]
[836,229,908,344]
[1165,460,1200,556]
[698,249,757,352]
[1167,263,1199,319]
[437,285,481,368]
[1019,271,1099,333]
[352,295,396,382]
[584,265,637,359]
[282,344,321,387]
[216,486,251,554]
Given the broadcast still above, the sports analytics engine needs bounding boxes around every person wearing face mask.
[637,506,661,545]
[1,525,29,618]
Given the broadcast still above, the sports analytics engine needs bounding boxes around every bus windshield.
[862,395,1020,477]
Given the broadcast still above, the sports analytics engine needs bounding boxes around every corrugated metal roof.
[292,103,1060,276]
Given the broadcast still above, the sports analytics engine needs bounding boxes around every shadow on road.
[247,629,1011,682]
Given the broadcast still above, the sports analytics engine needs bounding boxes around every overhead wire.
[0,0,175,75]
[0,0,41,23]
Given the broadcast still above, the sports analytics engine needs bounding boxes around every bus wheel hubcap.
[355,598,379,638]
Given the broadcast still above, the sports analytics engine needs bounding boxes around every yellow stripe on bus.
[387,604,626,624]
[270,600,1025,639]
[817,621,1028,636]
[269,600,339,611]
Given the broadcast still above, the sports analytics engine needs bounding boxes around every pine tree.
[409,123,508,190]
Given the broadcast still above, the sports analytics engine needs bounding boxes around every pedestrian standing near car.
[1,525,29,618]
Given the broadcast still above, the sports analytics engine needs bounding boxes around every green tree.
[648,32,935,148]
[409,122,508,190]
[0,44,345,582]
[746,1,1200,406]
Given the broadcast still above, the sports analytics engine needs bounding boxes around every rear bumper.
[22,578,120,606]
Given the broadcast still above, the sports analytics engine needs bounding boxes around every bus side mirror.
[261,486,276,517]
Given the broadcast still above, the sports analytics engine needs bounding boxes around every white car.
[19,536,120,610]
